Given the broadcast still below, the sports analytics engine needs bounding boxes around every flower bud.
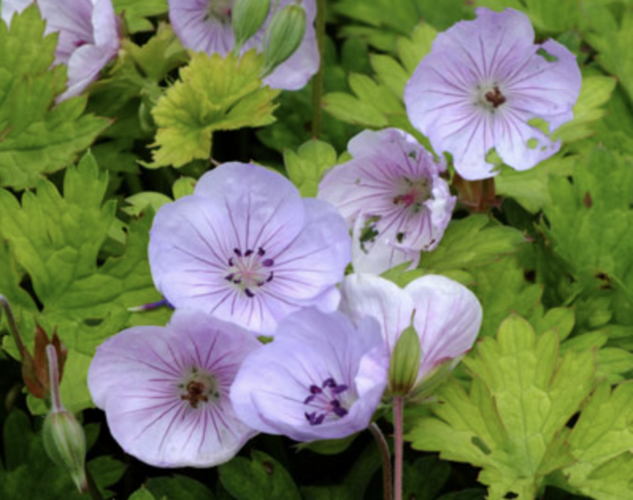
[388,324,422,396]
[42,345,88,493]
[43,410,88,493]
[232,0,271,51]
[410,357,459,402]
[262,4,306,77]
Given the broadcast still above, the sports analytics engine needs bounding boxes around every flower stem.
[311,0,326,138]
[85,464,104,500]
[0,295,28,360]
[393,396,405,500]
[369,422,393,500]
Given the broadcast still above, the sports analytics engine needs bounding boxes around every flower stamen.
[303,377,350,425]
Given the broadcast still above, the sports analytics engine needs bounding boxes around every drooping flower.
[230,308,388,442]
[404,8,581,180]
[339,273,482,391]
[1,0,120,101]
[318,128,455,275]
[149,162,351,335]
[168,0,319,90]
[88,309,260,468]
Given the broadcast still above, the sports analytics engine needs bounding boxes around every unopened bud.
[43,345,88,493]
[388,324,422,396]
[411,357,459,402]
[262,4,306,77]
[232,0,271,50]
[43,411,88,493]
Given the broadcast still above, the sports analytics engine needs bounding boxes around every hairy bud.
[232,0,271,50]
[262,5,306,77]
[388,323,422,397]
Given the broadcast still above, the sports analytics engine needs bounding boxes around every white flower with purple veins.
[1,0,120,101]
[318,128,456,275]
[149,162,351,335]
[340,274,482,387]
[169,0,319,90]
[88,309,260,468]
[230,308,389,442]
[404,8,582,180]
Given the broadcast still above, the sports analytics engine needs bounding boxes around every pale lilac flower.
[230,308,388,442]
[318,128,455,275]
[149,162,351,335]
[1,0,120,101]
[88,309,260,468]
[404,8,581,180]
[340,274,482,385]
[168,0,319,90]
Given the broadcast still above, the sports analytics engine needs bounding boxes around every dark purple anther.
[322,378,336,388]
[266,272,274,283]
[234,248,242,257]
[258,247,265,256]
[244,288,254,298]
[332,384,348,394]
[332,406,348,418]
[225,273,235,282]
[262,258,274,267]
[310,385,323,394]
[304,395,316,404]
[228,257,234,266]
[245,249,254,257]
[233,279,242,284]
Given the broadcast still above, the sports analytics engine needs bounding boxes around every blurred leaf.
[218,450,301,500]
[113,0,168,33]
[146,475,216,500]
[402,456,451,500]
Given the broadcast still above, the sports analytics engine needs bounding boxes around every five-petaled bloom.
[149,162,351,335]
[230,308,389,442]
[340,274,482,391]
[1,0,120,101]
[168,0,319,90]
[404,8,581,180]
[318,128,455,275]
[88,309,260,468]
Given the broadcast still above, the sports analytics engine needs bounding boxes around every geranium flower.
[230,308,388,442]
[340,273,482,387]
[404,8,581,180]
[88,309,260,468]
[149,162,351,334]
[168,0,318,90]
[318,128,455,275]
[1,0,120,101]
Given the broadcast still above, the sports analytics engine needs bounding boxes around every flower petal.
[404,275,482,380]
[340,274,414,353]
[168,0,234,55]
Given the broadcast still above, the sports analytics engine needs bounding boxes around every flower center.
[393,177,431,213]
[179,368,219,409]
[475,83,507,111]
[205,0,234,23]
[303,377,350,426]
[224,247,275,298]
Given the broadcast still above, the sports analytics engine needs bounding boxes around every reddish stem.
[393,396,404,500]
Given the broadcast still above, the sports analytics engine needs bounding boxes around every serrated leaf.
[322,92,389,128]
[150,50,280,168]
[564,382,633,500]
[407,315,595,499]
[417,215,527,274]
[113,0,168,33]
[0,6,109,190]
[284,139,337,197]
[0,154,166,413]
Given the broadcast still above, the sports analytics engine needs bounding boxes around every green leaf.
[0,5,109,190]
[284,139,338,197]
[402,456,451,500]
[407,315,596,499]
[112,0,168,33]
[523,0,580,33]
[496,155,575,213]
[150,50,280,168]
[564,382,633,500]
[417,215,527,274]
[553,75,617,143]
[322,92,389,128]
[218,450,301,500]
[146,475,216,500]
[0,154,166,413]
[129,488,157,500]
